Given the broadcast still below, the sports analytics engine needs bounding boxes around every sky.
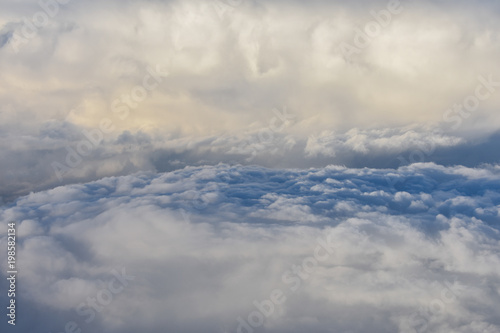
[0,0,499,200]
[0,0,500,332]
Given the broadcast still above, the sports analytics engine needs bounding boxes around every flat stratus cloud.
[1,163,500,332]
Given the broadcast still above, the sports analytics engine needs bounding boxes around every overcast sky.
[1,1,500,332]
[0,0,500,201]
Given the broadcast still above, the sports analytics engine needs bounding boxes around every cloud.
[0,0,499,202]
[1,0,499,133]
[1,1,499,332]
[1,120,500,204]
[1,0,500,201]
[1,163,500,332]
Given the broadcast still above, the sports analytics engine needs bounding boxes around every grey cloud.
[2,122,500,204]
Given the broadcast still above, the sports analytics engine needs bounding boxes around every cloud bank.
[1,163,500,332]
[1,0,500,200]
[2,120,500,203]
[1,0,499,332]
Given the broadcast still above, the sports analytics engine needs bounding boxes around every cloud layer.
[3,120,500,203]
[1,163,500,332]
[1,1,500,332]
[1,0,500,200]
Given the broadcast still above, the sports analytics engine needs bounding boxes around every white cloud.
[0,0,499,200]
[0,1,500,330]
[1,163,500,332]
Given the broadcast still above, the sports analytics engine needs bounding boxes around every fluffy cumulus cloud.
[1,0,500,200]
[1,163,500,332]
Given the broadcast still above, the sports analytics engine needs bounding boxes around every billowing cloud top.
[2,0,500,133]
[1,163,500,332]
[1,0,500,200]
